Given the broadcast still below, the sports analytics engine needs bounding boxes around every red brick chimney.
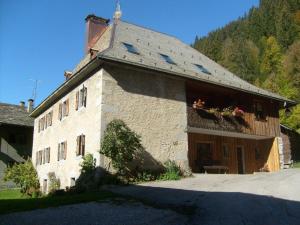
[85,15,110,54]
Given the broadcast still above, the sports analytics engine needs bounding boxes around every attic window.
[160,54,176,65]
[194,64,211,75]
[122,43,139,54]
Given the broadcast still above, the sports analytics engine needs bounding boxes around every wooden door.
[237,146,245,174]
[196,143,213,172]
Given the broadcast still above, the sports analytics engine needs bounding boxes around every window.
[45,111,53,128]
[76,135,85,156]
[222,144,230,159]
[253,101,266,120]
[194,64,211,75]
[122,42,139,54]
[255,148,261,160]
[36,148,50,165]
[43,179,47,193]
[58,99,69,120]
[57,141,67,161]
[39,111,53,132]
[159,53,176,65]
[75,86,87,110]
[70,177,76,187]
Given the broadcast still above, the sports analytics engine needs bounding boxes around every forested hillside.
[193,0,300,133]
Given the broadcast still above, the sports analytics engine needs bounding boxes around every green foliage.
[159,160,182,181]
[3,159,40,196]
[100,119,142,175]
[134,170,157,182]
[48,172,60,193]
[80,153,96,174]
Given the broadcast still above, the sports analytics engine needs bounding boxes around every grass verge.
[0,189,116,215]
[293,161,300,168]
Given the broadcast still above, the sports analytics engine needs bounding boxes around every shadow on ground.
[108,184,300,225]
[0,184,300,225]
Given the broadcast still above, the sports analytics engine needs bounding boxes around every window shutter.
[58,104,62,120]
[66,100,69,116]
[64,142,67,160]
[81,135,85,156]
[76,136,80,156]
[58,143,60,161]
[36,152,38,166]
[49,112,53,126]
[83,87,87,107]
[75,91,79,110]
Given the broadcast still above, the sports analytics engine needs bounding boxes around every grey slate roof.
[0,103,34,127]
[99,20,294,104]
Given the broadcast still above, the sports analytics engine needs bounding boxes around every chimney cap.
[85,14,110,24]
[19,101,25,107]
[28,99,34,102]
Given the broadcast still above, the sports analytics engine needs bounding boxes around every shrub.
[134,170,157,182]
[4,159,40,196]
[48,172,60,193]
[159,160,181,181]
[100,119,142,176]
[80,153,95,174]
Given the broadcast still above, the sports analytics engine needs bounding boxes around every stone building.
[0,101,34,189]
[30,10,296,191]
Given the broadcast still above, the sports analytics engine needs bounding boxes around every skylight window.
[159,54,176,65]
[194,64,211,75]
[122,42,139,54]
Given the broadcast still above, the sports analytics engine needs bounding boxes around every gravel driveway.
[1,169,300,225]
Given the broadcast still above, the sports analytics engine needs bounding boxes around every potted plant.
[232,107,245,117]
[221,107,233,117]
[206,107,220,115]
[193,99,205,110]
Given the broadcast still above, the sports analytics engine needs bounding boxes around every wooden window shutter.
[58,143,60,161]
[76,136,80,156]
[83,87,87,107]
[36,152,38,166]
[75,91,79,110]
[64,142,67,160]
[49,112,52,126]
[66,100,69,116]
[81,135,85,156]
[58,103,62,120]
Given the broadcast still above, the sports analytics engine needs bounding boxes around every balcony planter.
[232,107,245,117]
[193,99,205,110]
[221,107,233,117]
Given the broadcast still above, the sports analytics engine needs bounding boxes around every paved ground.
[110,169,300,225]
[1,169,300,225]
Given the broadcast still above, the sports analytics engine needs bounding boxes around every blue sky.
[0,0,259,106]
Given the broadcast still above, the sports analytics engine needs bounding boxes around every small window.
[123,43,139,54]
[255,148,261,160]
[159,54,176,65]
[58,141,67,161]
[76,135,85,156]
[194,64,211,75]
[222,144,230,159]
[70,177,76,187]
[253,101,266,120]
[75,86,87,110]
[58,100,69,120]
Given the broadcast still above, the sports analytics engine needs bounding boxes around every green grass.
[0,189,28,200]
[293,161,300,168]
[0,189,116,215]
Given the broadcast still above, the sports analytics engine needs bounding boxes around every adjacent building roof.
[30,17,296,117]
[0,103,34,127]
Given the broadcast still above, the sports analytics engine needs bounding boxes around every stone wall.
[100,65,189,171]
[32,70,103,190]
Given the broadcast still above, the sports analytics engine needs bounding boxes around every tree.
[220,38,260,82]
[260,36,283,76]
[100,119,142,175]
[4,159,40,196]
